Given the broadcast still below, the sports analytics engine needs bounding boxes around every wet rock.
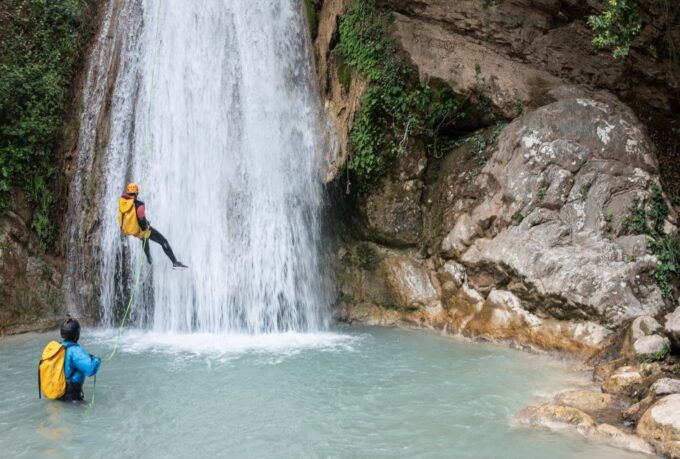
[439,260,467,294]
[624,395,656,424]
[601,364,662,398]
[459,288,610,356]
[593,424,655,455]
[516,403,596,432]
[633,335,671,357]
[651,378,680,397]
[630,316,663,341]
[637,394,680,458]
[553,390,629,424]
[441,97,670,326]
[379,255,440,311]
[593,357,627,383]
[665,307,680,350]
[344,303,401,327]
[515,403,654,454]
[351,146,426,246]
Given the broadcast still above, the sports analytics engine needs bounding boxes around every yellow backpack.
[38,341,67,400]
[118,197,150,238]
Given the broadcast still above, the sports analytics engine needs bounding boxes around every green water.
[0,326,646,458]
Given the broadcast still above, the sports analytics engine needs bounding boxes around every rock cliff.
[312,0,680,357]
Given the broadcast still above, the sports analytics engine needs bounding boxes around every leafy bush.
[622,183,679,298]
[0,0,88,249]
[588,0,642,58]
[335,0,463,183]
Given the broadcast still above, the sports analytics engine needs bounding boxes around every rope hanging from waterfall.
[106,237,148,361]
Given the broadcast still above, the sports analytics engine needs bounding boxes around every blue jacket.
[62,341,101,384]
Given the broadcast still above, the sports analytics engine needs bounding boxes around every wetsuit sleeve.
[72,346,101,377]
[136,200,150,230]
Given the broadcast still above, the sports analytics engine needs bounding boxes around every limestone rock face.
[441,97,669,325]
[351,148,427,247]
[317,0,678,356]
[637,394,680,458]
[665,307,680,350]
[0,191,65,334]
[379,254,440,311]
[633,335,671,357]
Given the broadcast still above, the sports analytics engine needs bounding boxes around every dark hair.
[60,318,81,342]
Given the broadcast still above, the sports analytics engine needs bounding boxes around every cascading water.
[68,0,331,334]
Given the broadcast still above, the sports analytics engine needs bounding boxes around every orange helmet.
[125,182,139,195]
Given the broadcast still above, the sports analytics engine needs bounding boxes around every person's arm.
[136,200,150,230]
[72,346,101,377]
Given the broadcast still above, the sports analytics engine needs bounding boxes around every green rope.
[106,237,148,361]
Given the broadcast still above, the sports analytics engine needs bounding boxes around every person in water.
[118,182,188,268]
[60,318,101,401]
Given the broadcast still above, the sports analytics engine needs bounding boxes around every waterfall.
[66,0,331,334]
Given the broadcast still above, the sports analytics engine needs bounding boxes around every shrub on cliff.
[0,0,89,249]
[334,0,464,184]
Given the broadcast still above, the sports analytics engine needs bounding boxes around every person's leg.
[149,227,178,264]
[142,236,152,264]
[60,383,84,402]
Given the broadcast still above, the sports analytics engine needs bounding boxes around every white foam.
[90,328,360,357]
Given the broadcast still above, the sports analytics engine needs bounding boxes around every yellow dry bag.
[38,341,67,400]
[118,197,150,238]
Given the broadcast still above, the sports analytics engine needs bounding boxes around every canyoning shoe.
[173,261,188,269]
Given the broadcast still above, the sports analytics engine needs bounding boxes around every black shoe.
[173,261,188,269]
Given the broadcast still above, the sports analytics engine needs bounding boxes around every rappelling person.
[118,182,188,268]
[38,318,101,402]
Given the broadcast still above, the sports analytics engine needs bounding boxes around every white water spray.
[69,0,330,334]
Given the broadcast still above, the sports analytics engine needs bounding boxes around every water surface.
[1,327,646,458]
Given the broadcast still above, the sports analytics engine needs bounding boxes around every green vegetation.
[335,0,463,183]
[336,59,353,91]
[604,211,614,233]
[0,0,90,249]
[638,346,670,363]
[514,98,523,117]
[588,0,641,58]
[538,186,547,200]
[513,211,524,224]
[304,0,317,39]
[622,183,679,298]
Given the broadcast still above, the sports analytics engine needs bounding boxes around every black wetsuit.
[134,198,179,265]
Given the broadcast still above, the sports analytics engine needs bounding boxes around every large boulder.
[553,390,629,424]
[441,96,671,326]
[651,379,680,397]
[630,315,663,341]
[601,363,663,398]
[665,306,680,350]
[637,394,680,458]
[633,335,671,358]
